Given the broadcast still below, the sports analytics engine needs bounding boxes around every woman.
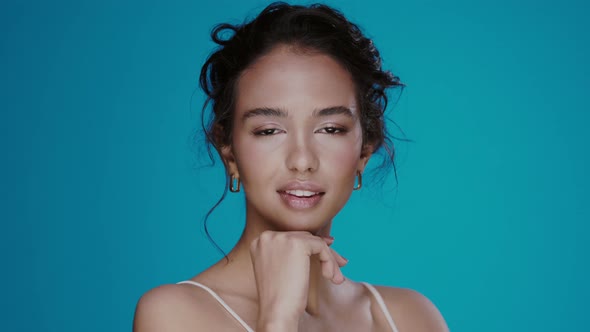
[134,2,448,331]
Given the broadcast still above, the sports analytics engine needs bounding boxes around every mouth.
[277,190,325,210]
[284,190,321,197]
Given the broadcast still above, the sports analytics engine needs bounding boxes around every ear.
[214,123,239,177]
[357,143,374,173]
[221,144,239,178]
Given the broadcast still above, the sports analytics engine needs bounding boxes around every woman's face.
[223,45,371,233]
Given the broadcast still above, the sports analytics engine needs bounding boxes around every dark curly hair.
[198,2,407,253]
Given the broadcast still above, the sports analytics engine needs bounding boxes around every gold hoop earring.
[353,171,362,190]
[229,175,240,193]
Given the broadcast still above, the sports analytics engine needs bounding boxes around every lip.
[277,180,325,193]
[277,180,325,210]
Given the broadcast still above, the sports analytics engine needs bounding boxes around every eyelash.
[318,126,348,135]
[253,128,283,136]
[252,126,348,136]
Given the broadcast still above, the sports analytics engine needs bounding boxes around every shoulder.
[373,285,449,332]
[132,283,224,332]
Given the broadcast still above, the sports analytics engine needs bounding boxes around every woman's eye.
[254,128,281,136]
[318,126,347,135]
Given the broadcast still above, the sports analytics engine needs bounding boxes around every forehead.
[235,46,357,115]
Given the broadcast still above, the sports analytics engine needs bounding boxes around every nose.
[285,134,319,174]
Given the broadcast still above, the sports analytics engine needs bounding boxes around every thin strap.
[361,282,400,332]
[177,280,255,332]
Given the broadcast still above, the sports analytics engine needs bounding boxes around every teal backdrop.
[2,0,588,331]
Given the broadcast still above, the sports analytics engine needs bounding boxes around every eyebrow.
[242,107,288,121]
[312,106,356,119]
[242,106,356,122]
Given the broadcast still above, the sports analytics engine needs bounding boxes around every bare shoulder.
[132,283,225,332]
[373,285,449,332]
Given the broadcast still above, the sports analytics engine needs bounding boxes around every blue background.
[2,0,588,331]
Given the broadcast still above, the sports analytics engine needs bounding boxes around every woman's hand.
[250,230,348,331]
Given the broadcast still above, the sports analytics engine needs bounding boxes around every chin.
[264,212,334,234]
[246,197,339,233]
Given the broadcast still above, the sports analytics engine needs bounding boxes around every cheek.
[323,146,361,180]
[316,134,363,175]
[233,136,281,182]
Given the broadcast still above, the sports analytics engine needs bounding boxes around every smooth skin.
[133,45,449,332]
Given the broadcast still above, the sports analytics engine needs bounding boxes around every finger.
[330,248,348,267]
[303,235,334,257]
[333,267,345,284]
[300,235,346,283]
[328,258,344,284]
[321,256,337,281]
[327,248,345,284]
[303,237,338,279]
[317,244,345,284]
[318,245,337,280]
[321,237,335,246]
